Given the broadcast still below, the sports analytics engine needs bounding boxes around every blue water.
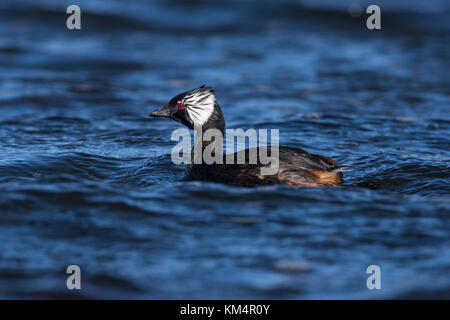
[0,0,449,299]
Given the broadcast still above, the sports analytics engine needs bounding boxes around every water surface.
[0,0,449,299]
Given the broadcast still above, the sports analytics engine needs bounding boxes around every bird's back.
[187,146,343,187]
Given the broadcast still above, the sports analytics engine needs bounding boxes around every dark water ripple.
[0,0,449,299]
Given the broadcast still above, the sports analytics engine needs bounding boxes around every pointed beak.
[148,106,171,118]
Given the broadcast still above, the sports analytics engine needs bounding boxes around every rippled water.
[0,0,449,299]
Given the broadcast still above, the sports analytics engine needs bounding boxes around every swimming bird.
[149,86,343,187]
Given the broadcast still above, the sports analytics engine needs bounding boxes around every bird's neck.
[191,103,225,163]
[198,103,225,134]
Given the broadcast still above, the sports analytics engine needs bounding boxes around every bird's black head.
[149,86,224,132]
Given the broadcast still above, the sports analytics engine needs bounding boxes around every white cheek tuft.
[184,91,215,126]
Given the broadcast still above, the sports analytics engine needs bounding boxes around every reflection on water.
[0,0,449,299]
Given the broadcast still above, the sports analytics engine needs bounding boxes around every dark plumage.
[149,86,343,187]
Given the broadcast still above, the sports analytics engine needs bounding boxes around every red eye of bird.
[177,102,183,109]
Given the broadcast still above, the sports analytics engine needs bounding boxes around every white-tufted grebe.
[149,86,343,187]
